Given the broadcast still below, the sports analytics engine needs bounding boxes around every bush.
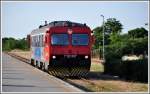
[121,59,148,82]
[104,57,148,82]
[104,40,148,82]
[104,43,123,75]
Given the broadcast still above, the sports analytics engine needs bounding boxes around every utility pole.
[101,15,105,63]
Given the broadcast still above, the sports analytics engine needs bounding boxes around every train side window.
[32,36,34,46]
[34,36,36,47]
[36,36,37,47]
[34,36,35,46]
[33,36,35,46]
[40,35,42,47]
[33,36,35,47]
[39,35,41,47]
[38,35,39,47]
[37,35,40,47]
[33,36,34,47]
[41,35,43,47]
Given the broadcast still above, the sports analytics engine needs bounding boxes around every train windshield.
[51,34,69,45]
[72,34,89,46]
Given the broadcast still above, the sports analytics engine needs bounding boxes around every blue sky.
[2,1,148,39]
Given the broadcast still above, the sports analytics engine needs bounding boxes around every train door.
[44,32,50,70]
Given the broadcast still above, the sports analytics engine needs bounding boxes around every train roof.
[30,21,89,35]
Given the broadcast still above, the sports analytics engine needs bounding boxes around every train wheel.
[40,62,45,70]
[31,59,35,66]
[36,61,39,68]
[40,62,42,69]
[43,63,46,71]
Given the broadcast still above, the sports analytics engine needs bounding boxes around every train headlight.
[85,55,88,59]
[52,56,56,59]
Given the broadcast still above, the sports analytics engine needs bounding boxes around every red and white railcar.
[28,21,94,77]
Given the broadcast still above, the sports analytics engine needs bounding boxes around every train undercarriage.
[31,55,91,77]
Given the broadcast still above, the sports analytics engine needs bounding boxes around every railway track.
[4,52,99,92]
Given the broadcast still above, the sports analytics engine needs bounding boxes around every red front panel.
[51,46,90,55]
[48,26,92,56]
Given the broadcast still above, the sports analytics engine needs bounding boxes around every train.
[27,21,94,77]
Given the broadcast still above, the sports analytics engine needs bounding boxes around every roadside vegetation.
[92,18,148,83]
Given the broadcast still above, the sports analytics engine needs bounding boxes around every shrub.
[104,40,148,82]
[104,43,123,75]
[121,59,148,82]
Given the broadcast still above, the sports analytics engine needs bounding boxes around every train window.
[37,36,39,47]
[39,35,43,47]
[32,36,35,46]
[32,37,34,46]
[36,36,39,47]
[34,36,36,47]
[40,35,42,47]
[72,34,89,46]
[32,35,45,47]
[41,35,44,47]
[38,35,40,47]
[51,34,69,45]
[32,36,34,46]
[35,36,37,47]
[35,36,37,46]
[39,35,41,47]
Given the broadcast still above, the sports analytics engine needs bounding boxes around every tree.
[93,18,123,49]
[93,26,110,49]
[128,27,148,39]
[105,18,123,35]
[109,33,122,44]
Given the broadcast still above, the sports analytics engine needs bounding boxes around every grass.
[90,58,104,72]
[77,78,148,92]
[86,83,118,92]
[90,62,104,72]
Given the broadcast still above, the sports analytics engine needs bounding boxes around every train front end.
[48,22,94,77]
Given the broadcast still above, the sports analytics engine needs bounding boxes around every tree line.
[93,18,148,57]
[2,37,29,51]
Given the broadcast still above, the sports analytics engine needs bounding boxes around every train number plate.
[64,55,77,58]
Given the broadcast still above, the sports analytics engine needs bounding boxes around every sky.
[1,1,149,39]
